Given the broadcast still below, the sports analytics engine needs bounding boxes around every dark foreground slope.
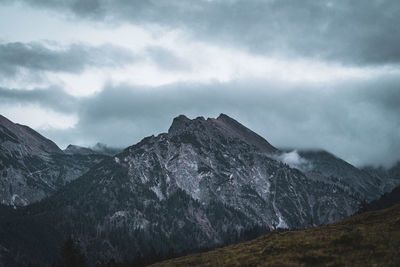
[153,204,400,267]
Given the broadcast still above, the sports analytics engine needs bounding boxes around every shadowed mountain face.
[0,115,109,206]
[298,150,394,201]
[362,162,400,195]
[361,179,400,212]
[0,114,61,156]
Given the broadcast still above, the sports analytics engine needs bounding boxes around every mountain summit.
[0,114,62,156]
[168,114,277,154]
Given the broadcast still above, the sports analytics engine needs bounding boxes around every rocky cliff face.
[298,150,392,201]
[362,182,400,212]
[361,162,400,195]
[0,115,109,206]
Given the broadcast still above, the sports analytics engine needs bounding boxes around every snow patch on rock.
[277,215,289,229]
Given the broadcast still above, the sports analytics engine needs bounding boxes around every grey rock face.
[299,150,399,201]
[361,161,400,194]
[0,115,109,206]
[112,115,357,229]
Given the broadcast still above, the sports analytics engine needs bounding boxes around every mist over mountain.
[90,143,123,156]
[0,114,398,266]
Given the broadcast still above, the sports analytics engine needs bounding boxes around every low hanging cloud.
[3,0,400,66]
[274,151,312,171]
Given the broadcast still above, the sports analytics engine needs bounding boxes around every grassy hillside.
[152,204,400,266]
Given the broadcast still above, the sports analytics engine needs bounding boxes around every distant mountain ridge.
[362,162,400,194]
[298,150,393,201]
[0,115,109,206]
[64,144,97,155]
[361,181,400,212]
[90,142,123,156]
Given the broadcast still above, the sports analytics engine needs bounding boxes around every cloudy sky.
[0,0,399,167]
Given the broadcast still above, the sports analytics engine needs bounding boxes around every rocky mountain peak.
[0,114,62,155]
[0,114,109,206]
[167,114,191,136]
[213,113,278,154]
[0,114,14,127]
[168,114,277,154]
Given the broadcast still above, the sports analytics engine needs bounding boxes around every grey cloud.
[6,0,400,66]
[358,76,400,112]
[146,46,191,71]
[0,86,77,113]
[0,42,137,77]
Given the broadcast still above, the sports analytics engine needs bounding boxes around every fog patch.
[276,150,312,171]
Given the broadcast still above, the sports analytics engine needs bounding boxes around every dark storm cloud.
[8,77,395,168]
[0,42,137,77]
[6,0,400,66]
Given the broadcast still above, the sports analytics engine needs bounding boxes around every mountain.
[152,203,400,266]
[90,142,123,156]
[0,115,109,206]
[298,150,390,201]
[0,114,371,265]
[362,161,400,195]
[64,144,98,155]
[0,114,62,155]
[64,143,123,156]
[361,183,400,212]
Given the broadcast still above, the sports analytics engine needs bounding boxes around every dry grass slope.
[152,204,400,266]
